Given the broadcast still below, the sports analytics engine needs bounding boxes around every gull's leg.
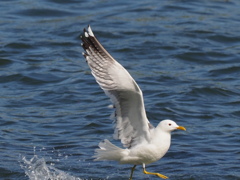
[129,165,137,180]
[142,163,168,179]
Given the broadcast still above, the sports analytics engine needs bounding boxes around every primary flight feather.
[81,25,186,179]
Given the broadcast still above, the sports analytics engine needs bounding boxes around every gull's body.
[80,26,186,179]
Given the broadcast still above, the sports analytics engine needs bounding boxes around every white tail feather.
[93,139,124,161]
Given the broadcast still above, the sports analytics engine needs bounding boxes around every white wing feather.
[81,26,153,148]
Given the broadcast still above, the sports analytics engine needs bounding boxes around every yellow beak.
[176,126,186,131]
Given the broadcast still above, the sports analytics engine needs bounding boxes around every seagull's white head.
[158,120,186,132]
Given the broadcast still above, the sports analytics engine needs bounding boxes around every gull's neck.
[151,126,171,149]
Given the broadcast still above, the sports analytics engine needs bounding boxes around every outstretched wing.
[81,26,153,148]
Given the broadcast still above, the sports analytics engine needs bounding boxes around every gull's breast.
[119,143,169,165]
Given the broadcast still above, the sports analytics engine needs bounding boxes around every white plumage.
[81,25,186,179]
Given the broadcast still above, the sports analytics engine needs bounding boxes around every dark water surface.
[0,0,240,179]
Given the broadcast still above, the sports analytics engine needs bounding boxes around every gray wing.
[81,26,153,148]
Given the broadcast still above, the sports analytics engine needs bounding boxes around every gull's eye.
[168,123,172,126]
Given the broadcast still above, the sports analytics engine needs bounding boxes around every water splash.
[20,155,82,180]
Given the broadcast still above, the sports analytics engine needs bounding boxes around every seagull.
[80,25,186,180]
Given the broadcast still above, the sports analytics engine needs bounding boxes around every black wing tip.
[81,26,92,62]
[80,25,96,50]
[82,25,94,38]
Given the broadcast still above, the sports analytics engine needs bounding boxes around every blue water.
[0,0,240,179]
